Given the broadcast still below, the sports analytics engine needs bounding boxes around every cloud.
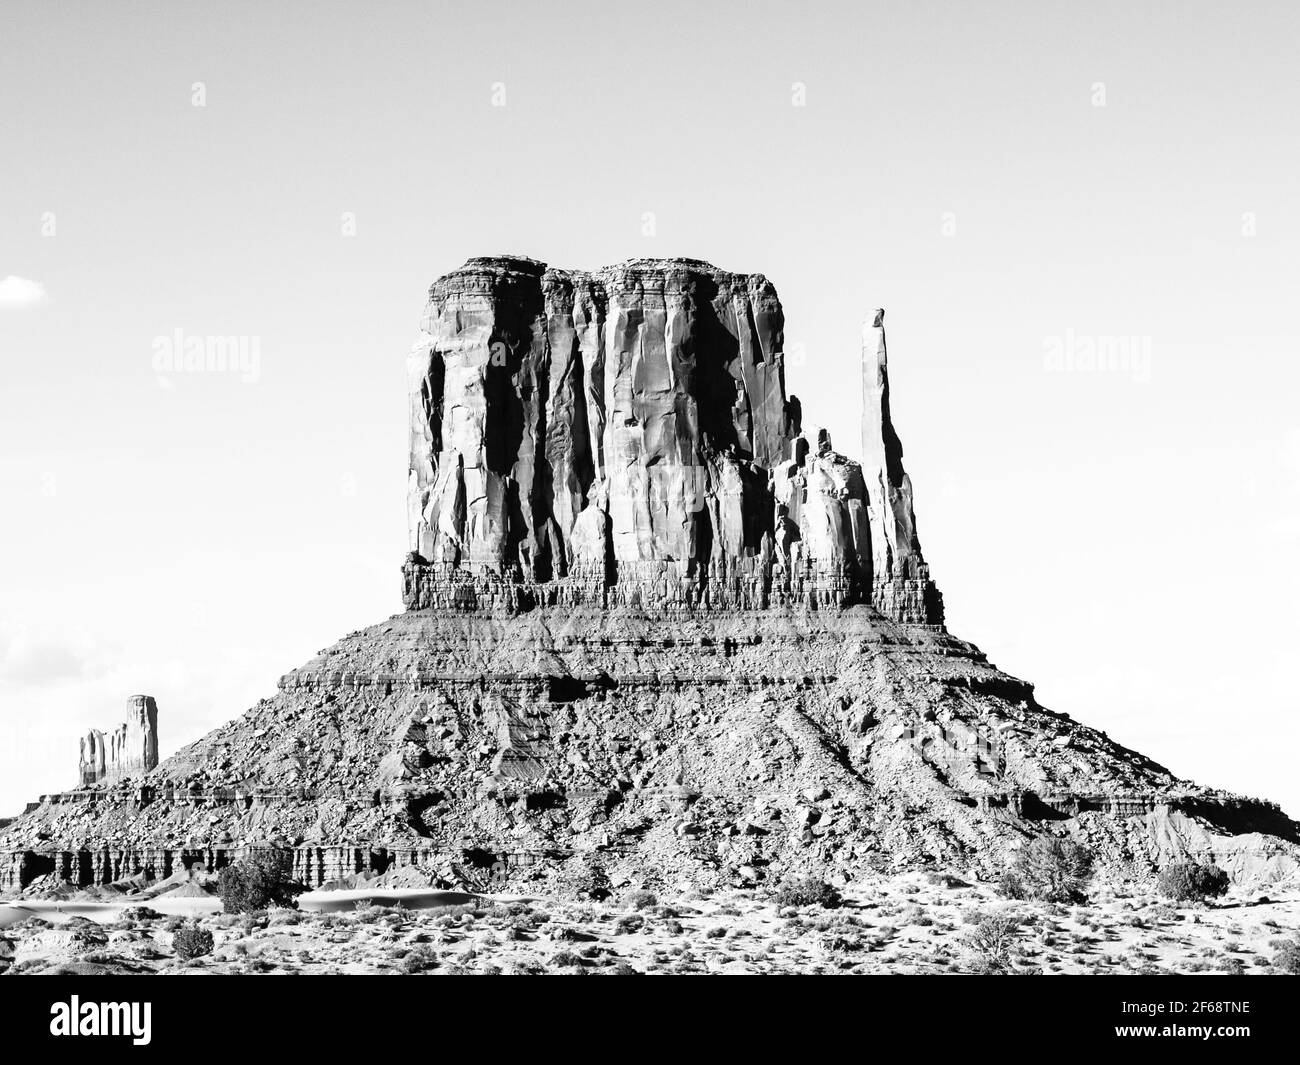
[0,275,50,309]
[0,623,110,686]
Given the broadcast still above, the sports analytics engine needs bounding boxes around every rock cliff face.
[77,732,105,788]
[2,255,1294,897]
[402,257,941,622]
[861,311,942,623]
[77,697,159,787]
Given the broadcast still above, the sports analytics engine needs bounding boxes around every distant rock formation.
[402,257,942,622]
[77,696,158,787]
[77,731,105,788]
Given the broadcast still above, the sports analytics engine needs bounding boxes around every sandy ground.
[2,874,1297,975]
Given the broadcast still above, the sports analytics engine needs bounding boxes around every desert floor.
[2,874,1297,975]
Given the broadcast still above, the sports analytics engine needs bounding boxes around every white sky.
[1,0,1298,816]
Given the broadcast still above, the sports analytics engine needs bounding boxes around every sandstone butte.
[2,256,1295,895]
[77,696,159,788]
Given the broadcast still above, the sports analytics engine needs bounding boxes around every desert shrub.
[217,848,303,913]
[549,950,585,968]
[400,946,438,974]
[823,932,863,953]
[772,877,842,910]
[1156,862,1230,903]
[1272,937,1300,975]
[503,960,546,975]
[172,924,214,959]
[998,838,1094,903]
[623,890,658,911]
[554,857,612,901]
[613,914,644,934]
[963,912,1022,974]
[81,950,120,964]
[1146,904,1178,925]
[996,869,1028,900]
[897,903,927,926]
[551,925,593,942]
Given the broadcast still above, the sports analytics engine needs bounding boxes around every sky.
[1,0,1298,817]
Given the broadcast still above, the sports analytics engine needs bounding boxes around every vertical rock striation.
[6,256,1293,894]
[403,256,942,623]
[76,696,159,786]
[860,310,944,624]
[77,731,105,788]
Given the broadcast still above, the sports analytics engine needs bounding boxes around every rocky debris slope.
[4,608,1294,892]
[2,256,1294,896]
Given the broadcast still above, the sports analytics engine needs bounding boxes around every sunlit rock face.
[77,696,159,787]
[403,256,942,623]
[7,258,1295,898]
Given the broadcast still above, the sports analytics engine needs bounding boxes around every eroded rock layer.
[402,257,942,623]
[77,696,158,787]
[5,608,1295,892]
[2,255,1294,897]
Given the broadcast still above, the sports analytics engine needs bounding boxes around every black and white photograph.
[1,0,1296,1044]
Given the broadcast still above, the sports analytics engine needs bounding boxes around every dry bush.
[998,838,1094,903]
[623,889,658,911]
[772,877,842,909]
[172,923,214,959]
[217,848,303,913]
[549,950,585,968]
[1273,937,1300,974]
[962,912,1022,974]
[400,946,438,974]
[1156,862,1230,903]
